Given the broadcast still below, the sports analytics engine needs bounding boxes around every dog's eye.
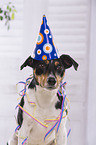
[38,64,45,68]
[36,64,46,75]
[56,65,62,70]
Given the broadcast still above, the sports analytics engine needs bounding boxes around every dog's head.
[20,55,78,90]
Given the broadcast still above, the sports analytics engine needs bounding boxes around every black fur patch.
[17,97,24,127]
[28,77,36,89]
[55,92,63,109]
[28,77,39,90]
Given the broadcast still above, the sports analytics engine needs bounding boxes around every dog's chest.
[24,88,60,122]
[25,105,60,144]
[23,89,60,144]
[24,96,60,128]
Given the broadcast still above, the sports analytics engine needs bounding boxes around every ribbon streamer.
[18,105,48,128]
[15,125,20,133]
[44,121,59,141]
[22,137,28,145]
[56,82,66,133]
[67,129,71,138]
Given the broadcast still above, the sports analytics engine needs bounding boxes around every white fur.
[8,86,67,145]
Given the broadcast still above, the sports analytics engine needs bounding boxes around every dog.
[7,54,78,145]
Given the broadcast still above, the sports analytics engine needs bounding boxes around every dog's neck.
[35,85,58,108]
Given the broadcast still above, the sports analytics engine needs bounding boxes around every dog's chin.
[44,84,58,90]
[38,82,59,90]
[45,86,56,90]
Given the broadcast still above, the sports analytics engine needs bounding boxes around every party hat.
[33,15,59,60]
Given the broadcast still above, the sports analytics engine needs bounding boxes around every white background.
[0,0,96,145]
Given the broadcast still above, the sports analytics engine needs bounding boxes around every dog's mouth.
[45,82,58,90]
[45,85,57,90]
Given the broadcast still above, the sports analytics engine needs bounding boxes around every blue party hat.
[33,15,59,60]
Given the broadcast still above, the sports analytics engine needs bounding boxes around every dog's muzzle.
[47,77,56,86]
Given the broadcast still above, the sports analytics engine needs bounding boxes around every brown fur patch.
[54,61,59,66]
[33,69,36,74]
[34,72,49,87]
[56,72,65,87]
[45,60,49,64]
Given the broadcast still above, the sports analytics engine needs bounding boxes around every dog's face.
[33,59,65,89]
[20,55,78,90]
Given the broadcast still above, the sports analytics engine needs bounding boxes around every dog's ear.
[60,55,79,71]
[20,56,34,70]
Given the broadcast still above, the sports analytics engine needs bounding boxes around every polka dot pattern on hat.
[37,33,44,45]
[33,15,59,60]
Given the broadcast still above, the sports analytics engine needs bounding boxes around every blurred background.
[0,0,96,144]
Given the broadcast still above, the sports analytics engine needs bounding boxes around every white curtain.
[87,0,96,145]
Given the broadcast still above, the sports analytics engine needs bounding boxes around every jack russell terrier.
[7,54,78,145]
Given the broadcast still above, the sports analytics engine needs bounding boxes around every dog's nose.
[47,77,56,86]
